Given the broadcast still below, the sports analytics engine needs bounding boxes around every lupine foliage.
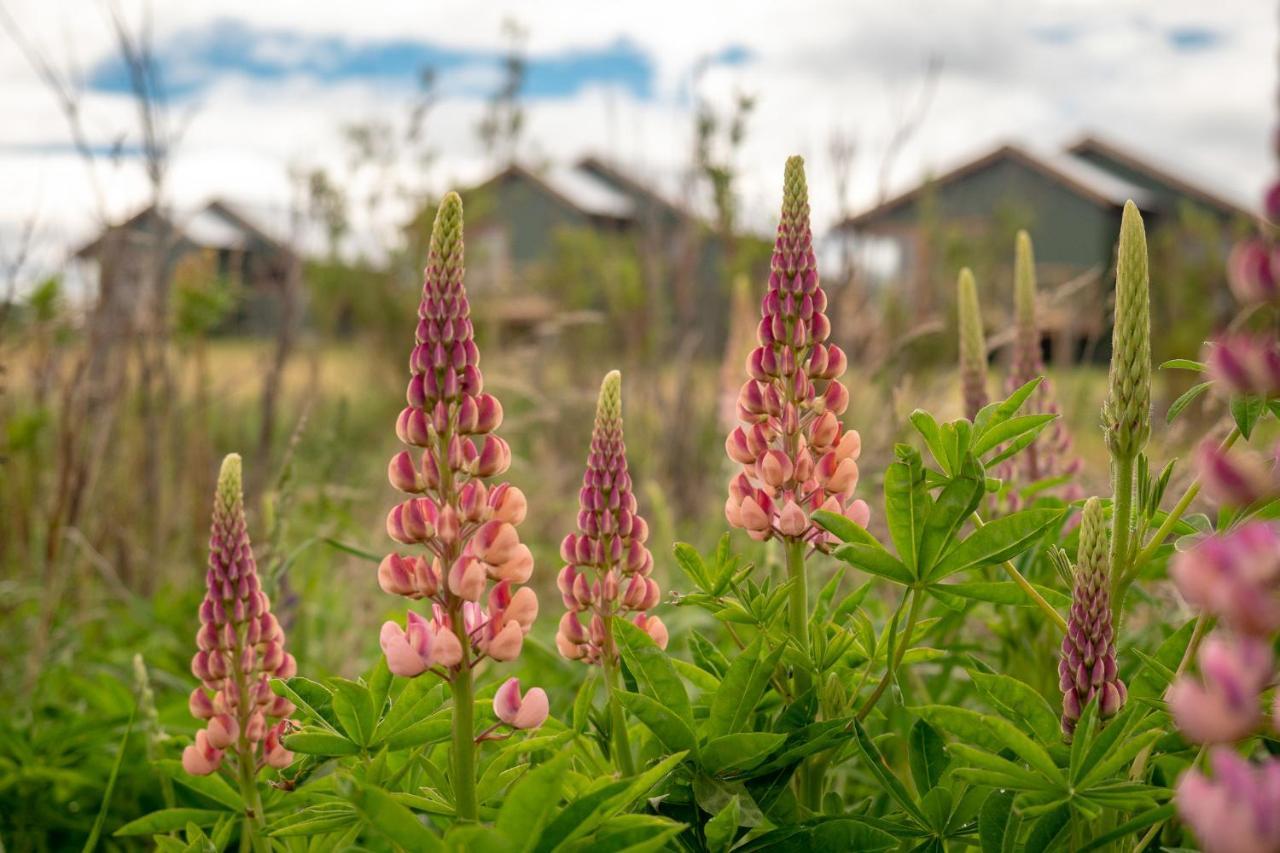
[21,145,1280,853]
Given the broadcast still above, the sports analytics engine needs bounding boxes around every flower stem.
[602,651,636,777]
[784,538,811,696]
[449,615,478,822]
[1110,454,1136,577]
[856,587,922,721]
[971,514,1068,634]
[234,745,267,853]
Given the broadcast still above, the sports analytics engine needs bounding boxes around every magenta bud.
[388,451,424,493]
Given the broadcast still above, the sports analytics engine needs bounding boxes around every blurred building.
[408,157,755,350]
[839,135,1253,353]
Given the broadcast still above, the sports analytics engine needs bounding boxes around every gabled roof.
[467,161,635,221]
[842,142,1152,229]
[1067,134,1255,221]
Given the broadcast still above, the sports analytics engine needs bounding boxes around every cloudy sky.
[0,0,1273,279]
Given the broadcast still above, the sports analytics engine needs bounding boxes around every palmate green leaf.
[927,508,1064,581]
[907,719,948,794]
[967,671,1061,745]
[114,809,226,836]
[614,619,692,725]
[735,818,898,852]
[1022,805,1071,852]
[348,782,443,851]
[673,542,711,590]
[707,637,786,738]
[670,658,720,694]
[495,752,572,851]
[617,690,697,755]
[701,733,786,776]
[330,677,377,747]
[272,676,340,732]
[977,789,1017,853]
[919,786,954,833]
[831,542,913,585]
[1079,728,1163,788]
[981,714,1061,781]
[154,760,243,810]
[973,377,1042,440]
[268,807,359,837]
[382,715,452,750]
[373,678,447,745]
[884,446,928,576]
[584,813,686,852]
[917,453,985,576]
[939,580,1070,610]
[851,721,929,825]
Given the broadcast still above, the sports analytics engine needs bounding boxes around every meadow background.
[0,1,1273,848]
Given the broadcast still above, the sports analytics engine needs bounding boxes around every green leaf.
[496,752,572,850]
[972,414,1057,458]
[910,706,1009,753]
[707,637,786,737]
[1075,802,1175,852]
[704,796,741,853]
[832,542,913,586]
[616,690,697,755]
[1167,381,1211,424]
[114,810,225,836]
[851,721,928,824]
[614,619,692,725]
[1023,805,1071,852]
[283,730,361,756]
[272,677,339,732]
[811,510,880,547]
[928,509,1064,581]
[1160,358,1206,371]
[884,449,927,575]
[349,783,443,850]
[155,760,243,810]
[940,580,1070,610]
[1130,619,1196,699]
[84,705,136,851]
[374,678,446,744]
[907,719,948,794]
[910,409,950,473]
[331,678,377,747]
[978,789,1016,853]
[673,542,710,590]
[968,671,1061,745]
[981,715,1061,780]
[974,378,1041,435]
[572,672,598,733]
[735,819,897,852]
[382,716,452,751]
[1231,394,1267,440]
[917,453,985,575]
[948,743,1049,789]
[701,733,786,775]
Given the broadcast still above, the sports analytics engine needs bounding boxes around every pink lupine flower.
[1059,498,1126,738]
[493,678,550,730]
[1228,237,1280,306]
[723,156,867,546]
[556,371,665,663]
[1178,748,1280,853]
[1197,439,1280,508]
[1171,523,1280,637]
[184,454,296,777]
[1168,633,1271,744]
[377,192,542,716]
[1205,335,1280,400]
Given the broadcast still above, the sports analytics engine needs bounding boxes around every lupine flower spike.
[1178,749,1280,853]
[185,455,295,842]
[379,191,543,819]
[556,370,664,664]
[724,156,869,545]
[1004,232,1082,502]
[956,267,989,421]
[1059,497,1126,738]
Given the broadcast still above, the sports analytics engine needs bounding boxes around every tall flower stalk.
[724,156,868,682]
[184,454,297,850]
[1005,231,1082,502]
[1059,497,1126,739]
[956,267,989,421]
[378,192,545,822]
[1103,201,1151,598]
[555,370,662,776]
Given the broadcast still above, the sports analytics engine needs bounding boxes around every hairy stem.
[1110,454,1136,590]
[602,639,636,777]
[857,588,922,721]
[450,613,478,822]
[785,538,811,696]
